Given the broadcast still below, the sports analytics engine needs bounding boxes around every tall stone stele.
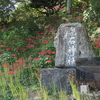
[54,23,96,67]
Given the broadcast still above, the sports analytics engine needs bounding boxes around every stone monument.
[41,23,97,94]
[54,23,96,67]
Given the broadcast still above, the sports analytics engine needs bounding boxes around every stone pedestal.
[41,68,94,94]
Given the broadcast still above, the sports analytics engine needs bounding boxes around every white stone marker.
[80,85,89,94]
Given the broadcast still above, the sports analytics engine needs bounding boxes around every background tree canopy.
[30,0,65,16]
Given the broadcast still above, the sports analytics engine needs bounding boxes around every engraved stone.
[54,23,96,67]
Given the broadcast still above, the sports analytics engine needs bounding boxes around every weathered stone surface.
[41,68,94,94]
[54,23,96,67]
[75,57,100,73]
[41,68,76,94]
[76,67,94,81]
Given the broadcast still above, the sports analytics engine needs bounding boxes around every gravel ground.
[27,91,100,100]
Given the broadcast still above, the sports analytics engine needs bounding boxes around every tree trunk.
[67,0,72,13]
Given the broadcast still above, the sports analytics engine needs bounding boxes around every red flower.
[95,42,100,45]
[35,75,40,77]
[45,55,53,58]
[38,52,46,55]
[11,54,16,56]
[2,63,8,66]
[26,44,34,48]
[32,58,40,60]
[36,68,40,71]
[18,62,26,66]
[45,60,52,63]
[97,38,100,40]
[49,52,56,54]
[42,40,49,44]
[8,71,17,74]
[94,46,99,48]
[6,48,11,51]
[28,57,33,60]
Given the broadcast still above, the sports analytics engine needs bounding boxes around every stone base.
[41,67,94,94]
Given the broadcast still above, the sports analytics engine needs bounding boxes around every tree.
[30,0,65,16]
[67,0,72,13]
[0,0,16,22]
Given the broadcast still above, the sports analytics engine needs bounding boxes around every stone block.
[41,68,76,94]
[41,68,94,94]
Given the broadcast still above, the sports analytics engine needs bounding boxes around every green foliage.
[83,1,100,26]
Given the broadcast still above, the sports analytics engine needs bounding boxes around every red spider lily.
[6,65,12,68]
[97,38,100,40]
[20,68,23,70]
[8,71,17,74]
[95,42,100,45]
[45,60,52,63]
[2,63,8,66]
[10,67,18,70]
[38,52,46,55]
[6,48,12,51]
[35,75,40,77]
[25,38,37,44]
[49,51,56,54]
[14,63,18,67]
[36,68,40,71]
[17,48,25,51]
[38,35,43,37]
[18,62,27,66]
[28,57,33,60]
[38,50,51,55]
[16,58,23,62]
[14,57,17,59]
[35,37,40,39]
[11,54,16,56]
[26,44,34,48]
[94,46,99,48]
[42,50,51,53]
[45,30,51,32]
[46,54,52,57]
[42,40,49,44]
[32,58,40,60]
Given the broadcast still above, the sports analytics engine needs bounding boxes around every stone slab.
[75,57,100,66]
[79,66,100,73]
